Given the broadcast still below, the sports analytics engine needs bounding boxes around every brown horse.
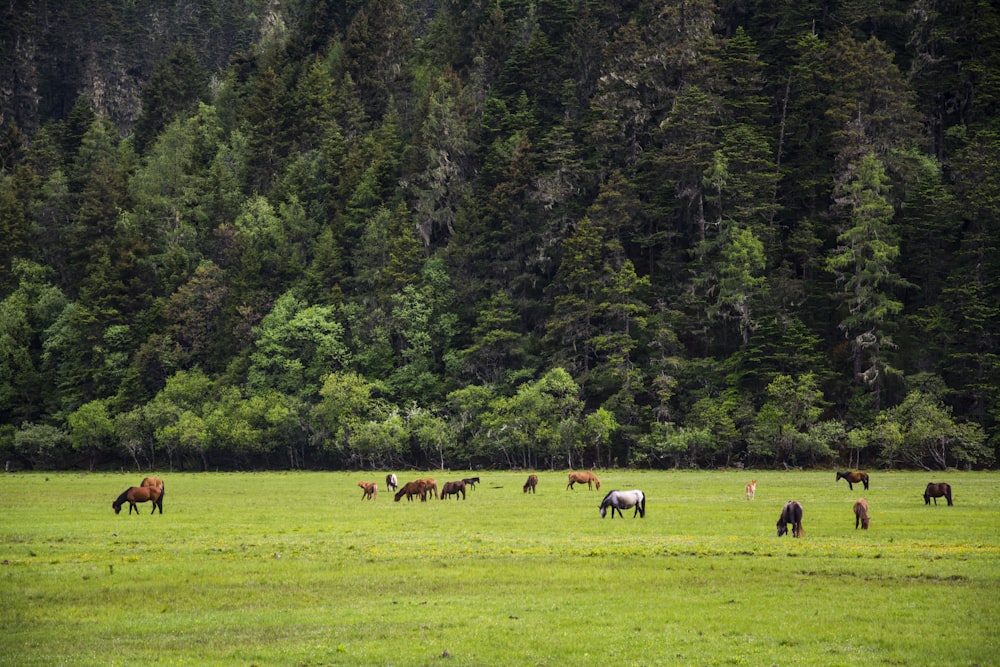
[776,501,803,537]
[567,471,601,490]
[523,474,538,494]
[924,482,953,506]
[441,480,466,500]
[836,470,869,491]
[853,498,870,530]
[394,481,425,502]
[140,476,164,490]
[461,477,480,489]
[113,486,164,515]
[414,478,438,499]
[745,479,756,501]
[358,481,378,500]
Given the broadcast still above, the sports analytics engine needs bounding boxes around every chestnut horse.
[140,477,164,490]
[385,473,398,492]
[113,486,164,515]
[853,498,870,529]
[776,501,803,537]
[745,479,756,501]
[567,471,601,490]
[924,482,953,506]
[441,480,466,500]
[523,474,538,494]
[358,481,378,500]
[415,478,438,499]
[836,470,869,491]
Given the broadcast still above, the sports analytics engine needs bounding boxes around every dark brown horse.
[924,482,953,506]
[836,471,869,491]
[461,477,480,489]
[776,501,803,537]
[112,486,164,515]
[853,498,870,530]
[441,480,466,500]
[523,474,538,494]
[140,476,164,490]
[567,471,601,490]
[394,480,427,502]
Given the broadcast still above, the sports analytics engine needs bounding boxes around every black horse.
[924,482,953,506]
[776,501,803,537]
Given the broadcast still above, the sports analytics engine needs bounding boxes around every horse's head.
[776,521,787,537]
[113,502,122,514]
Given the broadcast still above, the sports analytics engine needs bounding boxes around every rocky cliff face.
[0,0,279,135]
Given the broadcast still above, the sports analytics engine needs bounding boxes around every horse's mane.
[113,489,131,506]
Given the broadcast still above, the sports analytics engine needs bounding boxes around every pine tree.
[825,150,908,410]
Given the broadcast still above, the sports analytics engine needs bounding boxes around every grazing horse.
[441,481,466,500]
[853,498,870,530]
[776,501,803,537]
[112,486,164,515]
[415,478,438,500]
[745,479,756,501]
[358,481,378,500]
[523,474,538,494]
[836,471,869,491]
[924,482,953,506]
[140,476,164,490]
[600,490,646,518]
[461,477,480,489]
[385,473,398,492]
[394,481,427,502]
[567,471,601,491]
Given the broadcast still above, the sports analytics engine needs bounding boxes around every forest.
[0,0,998,472]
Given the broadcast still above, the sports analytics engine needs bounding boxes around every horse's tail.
[639,493,646,518]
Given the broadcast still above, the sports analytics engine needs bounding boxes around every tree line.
[1,0,998,472]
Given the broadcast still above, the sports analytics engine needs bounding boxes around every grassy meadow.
[1,469,997,666]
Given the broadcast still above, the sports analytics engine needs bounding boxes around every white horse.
[599,489,646,518]
[385,473,398,492]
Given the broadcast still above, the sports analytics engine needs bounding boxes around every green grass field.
[1,470,997,666]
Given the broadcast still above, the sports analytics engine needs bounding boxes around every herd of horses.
[769,472,954,538]
[111,470,956,535]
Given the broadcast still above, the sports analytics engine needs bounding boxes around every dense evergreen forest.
[1,0,999,472]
